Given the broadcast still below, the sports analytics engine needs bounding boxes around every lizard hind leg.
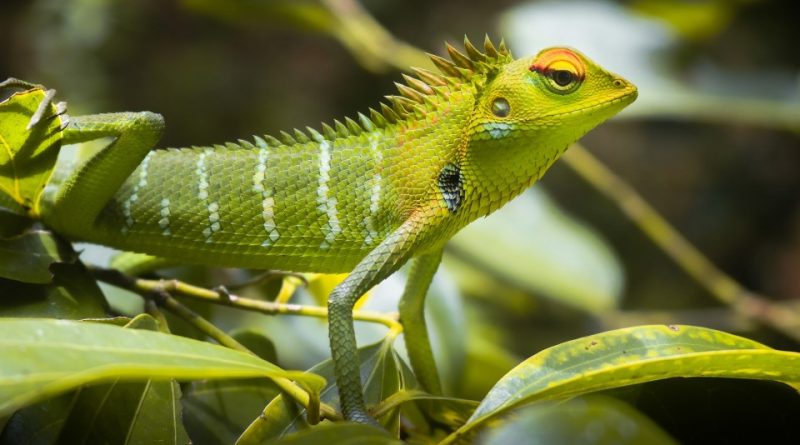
[398,248,444,395]
[42,111,165,236]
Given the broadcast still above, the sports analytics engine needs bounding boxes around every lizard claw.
[1,78,68,131]
[26,88,57,130]
[55,101,70,130]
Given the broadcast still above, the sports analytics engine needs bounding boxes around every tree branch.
[564,144,800,341]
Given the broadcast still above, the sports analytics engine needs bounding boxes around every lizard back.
[93,132,405,272]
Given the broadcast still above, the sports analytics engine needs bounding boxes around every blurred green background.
[2,0,798,442]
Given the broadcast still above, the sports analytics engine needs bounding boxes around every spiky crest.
[250,36,512,148]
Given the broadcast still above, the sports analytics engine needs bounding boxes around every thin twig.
[91,266,401,330]
[322,0,433,72]
[90,266,339,422]
[152,289,334,423]
[225,270,308,292]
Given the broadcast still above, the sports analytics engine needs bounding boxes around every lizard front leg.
[328,216,429,424]
[398,248,444,395]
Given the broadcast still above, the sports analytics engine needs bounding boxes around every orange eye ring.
[530,48,585,94]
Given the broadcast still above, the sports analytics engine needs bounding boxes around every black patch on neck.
[438,163,464,213]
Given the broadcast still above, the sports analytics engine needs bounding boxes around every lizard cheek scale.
[40,36,637,424]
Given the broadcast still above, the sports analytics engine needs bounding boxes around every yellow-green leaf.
[0,318,325,416]
[443,325,800,443]
[0,88,63,216]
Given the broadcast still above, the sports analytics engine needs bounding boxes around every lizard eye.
[551,69,576,87]
[530,48,585,95]
[491,97,510,118]
[542,62,581,93]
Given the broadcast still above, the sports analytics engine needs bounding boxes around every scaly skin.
[37,37,637,423]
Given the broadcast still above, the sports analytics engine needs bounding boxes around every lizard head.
[468,47,637,140]
[460,45,637,215]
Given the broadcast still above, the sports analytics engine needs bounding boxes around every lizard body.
[57,87,472,272]
[30,37,636,423]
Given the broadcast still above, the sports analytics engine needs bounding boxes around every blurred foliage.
[478,396,678,445]
[1,0,799,443]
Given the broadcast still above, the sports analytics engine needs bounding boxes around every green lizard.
[7,37,636,424]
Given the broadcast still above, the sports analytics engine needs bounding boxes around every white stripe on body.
[252,143,280,246]
[317,140,341,249]
[158,198,171,236]
[121,151,154,234]
[196,148,220,242]
[363,132,383,247]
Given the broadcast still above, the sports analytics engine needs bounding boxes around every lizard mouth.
[538,87,638,120]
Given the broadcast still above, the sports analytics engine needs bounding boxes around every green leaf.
[479,396,677,445]
[0,261,108,319]
[447,188,623,313]
[230,328,278,363]
[0,229,73,283]
[0,392,79,445]
[444,325,800,442]
[183,330,280,445]
[0,315,182,444]
[238,336,409,443]
[0,318,325,416]
[267,422,402,445]
[0,206,31,237]
[55,315,190,444]
[183,379,281,445]
[58,380,188,445]
[0,88,63,215]
[371,390,478,441]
